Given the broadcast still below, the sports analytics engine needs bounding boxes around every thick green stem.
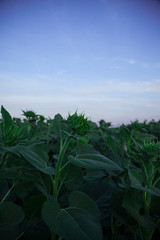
[54,137,71,197]
[144,191,150,216]
[57,164,70,197]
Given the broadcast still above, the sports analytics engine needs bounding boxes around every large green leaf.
[5,145,55,175]
[41,198,61,229]
[55,208,102,240]
[131,130,157,142]
[69,191,100,218]
[85,169,106,181]
[52,114,70,140]
[60,165,83,191]
[0,201,24,229]
[79,182,113,225]
[69,153,123,176]
[129,169,160,196]
[42,193,103,240]
[75,143,99,155]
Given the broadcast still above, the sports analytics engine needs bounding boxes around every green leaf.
[6,145,55,175]
[75,143,98,155]
[69,153,123,176]
[110,186,131,225]
[79,182,113,224]
[41,198,61,230]
[69,191,100,218]
[128,169,143,187]
[85,169,106,181]
[132,130,157,142]
[0,201,24,229]
[1,106,13,129]
[55,208,102,240]
[42,197,103,240]
[129,169,160,196]
[61,165,83,191]
[106,135,119,154]
[122,190,155,229]
[52,114,70,140]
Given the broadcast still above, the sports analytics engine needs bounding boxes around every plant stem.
[0,179,19,204]
[144,191,150,216]
[54,137,71,197]
[16,232,24,240]
[49,175,55,195]
[47,122,52,145]
[139,225,143,240]
[51,230,56,240]
[1,152,8,167]
[57,164,70,197]
[153,176,160,187]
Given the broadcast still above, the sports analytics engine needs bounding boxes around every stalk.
[49,175,55,195]
[16,232,24,240]
[58,237,63,240]
[51,230,56,240]
[47,122,52,145]
[1,152,8,167]
[153,176,160,187]
[0,179,19,205]
[49,137,72,239]
[54,137,71,197]
[144,190,151,217]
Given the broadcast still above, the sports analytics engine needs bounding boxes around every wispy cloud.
[74,79,160,95]
[113,58,136,65]
[0,74,160,124]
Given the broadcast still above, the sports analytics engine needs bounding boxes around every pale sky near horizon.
[1,0,160,125]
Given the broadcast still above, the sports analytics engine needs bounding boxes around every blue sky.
[1,0,160,125]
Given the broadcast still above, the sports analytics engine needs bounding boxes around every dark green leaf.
[61,165,83,191]
[69,191,100,218]
[42,198,103,240]
[0,201,24,228]
[69,153,123,176]
[6,145,55,175]
[122,190,155,229]
[129,169,160,196]
[1,106,13,129]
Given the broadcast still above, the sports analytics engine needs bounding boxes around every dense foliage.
[0,106,160,240]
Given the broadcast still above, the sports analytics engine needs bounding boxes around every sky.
[0,0,160,125]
